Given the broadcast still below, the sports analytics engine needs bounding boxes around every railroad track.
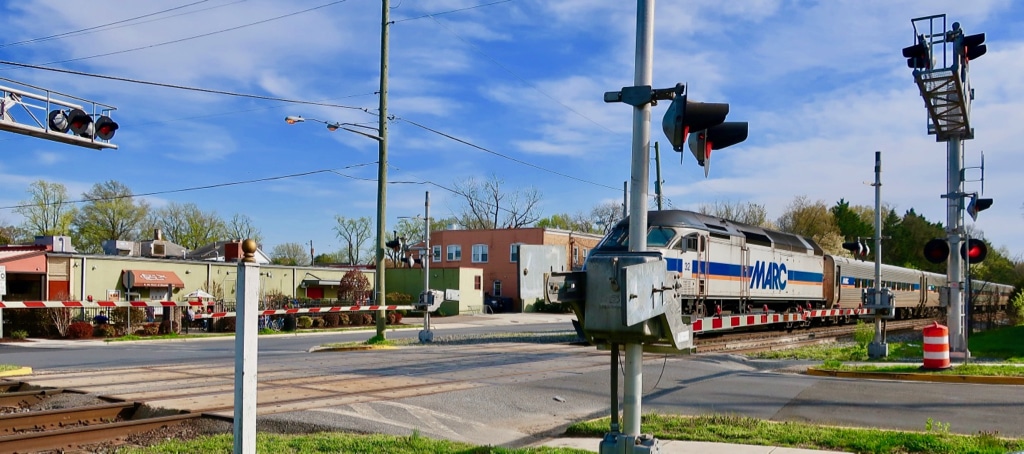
[0,381,203,453]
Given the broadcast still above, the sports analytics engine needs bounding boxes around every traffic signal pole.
[624,0,654,441]
[946,137,967,354]
[868,151,888,358]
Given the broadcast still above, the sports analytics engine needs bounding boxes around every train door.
[823,255,836,306]
[697,234,709,314]
[740,244,750,310]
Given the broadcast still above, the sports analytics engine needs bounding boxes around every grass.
[566,414,1024,454]
[822,363,1024,377]
[0,364,22,372]
[117,432,588,454]
[969,325,1024,362]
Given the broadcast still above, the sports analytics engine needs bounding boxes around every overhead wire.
[392,0,514,23]
[0,0,228,48]
[17,0,352,68]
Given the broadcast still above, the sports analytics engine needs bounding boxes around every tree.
[270,242,311,266]
[590,201,622,234]
[697,200,772,227]
[831,199,874,241]
[776,196,843,254]
[888,209,945,272]
[72,180,149,254]
[535,212,596,233]
[145,202,227,249]
[225,213,263,245]
[15,180,76,237]
[338,270,370,302]
[334,216,372,265]
[452,175,541,229]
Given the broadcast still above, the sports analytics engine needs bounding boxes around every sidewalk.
[535,437,849,453]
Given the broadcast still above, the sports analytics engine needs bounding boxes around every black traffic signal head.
[842,241,870,259]
[385,238,403,252]
[961,33,987,61]
[687,122,748,178]
[902,34,932,69]
[67,109,94,137]
[961,238,988,263]
[48,109,70,133]
[967,197,993,221]
[923,238,950,264]
[662,89,729,151]
[94,116,119,141]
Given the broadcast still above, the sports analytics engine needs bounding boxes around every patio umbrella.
[185,289,215,299]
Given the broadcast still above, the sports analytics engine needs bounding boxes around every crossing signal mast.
[0,79,119,150]
[904,14,989,355]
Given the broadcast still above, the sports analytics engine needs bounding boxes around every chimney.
[224,241,242,262]
[154,228,163,241]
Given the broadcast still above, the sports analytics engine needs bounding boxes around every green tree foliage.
[776,196,843,254]
[831,198,874,242]
[72,180,149,253]
[334,216,372,265]
[885,209,945,272]
[698,200,772,227]
[535,212,597,233]
[15,180,76,237]
[144,202,227,250]
[270,242,311,266]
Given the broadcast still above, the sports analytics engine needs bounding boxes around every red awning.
[122,269,185,288]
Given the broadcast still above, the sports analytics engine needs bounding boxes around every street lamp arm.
[284,116,382,142]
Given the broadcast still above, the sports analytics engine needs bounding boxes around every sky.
[1,0,1022,260]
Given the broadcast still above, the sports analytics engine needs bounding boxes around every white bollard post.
[233,239,260,454]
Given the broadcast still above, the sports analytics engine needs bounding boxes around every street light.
[284,0,391,341]
[285,112,389,339]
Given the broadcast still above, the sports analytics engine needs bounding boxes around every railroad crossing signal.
[961,238,988,263]
[902,34,933,69]
[0,80,119,150]
[687,122,748,178]
[960,32,987,62]
[842,240,870,260]
[923,238,950,264]
[966,196,992,221]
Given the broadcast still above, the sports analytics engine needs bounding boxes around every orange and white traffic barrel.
[922,322,951,370]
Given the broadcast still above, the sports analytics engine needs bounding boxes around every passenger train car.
[591,210,1014,321]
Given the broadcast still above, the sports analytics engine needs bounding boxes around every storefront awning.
[302,279,341,287]
[123,269,185,288]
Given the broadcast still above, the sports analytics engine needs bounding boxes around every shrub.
[297,316,313,329]
[93,324,119,338]
[339,270,371,302]
[322,313,341,328]
[386,292,412,305]
[215,317,236,333]
[6,308,52,337]
[359,313,374,326]
[392,311,404,324]
[67,322,94,339]
[311,317,325,328]
[853,320,875,348]
[338,313,350,326]
[1009,290,1024,326]
[135,323,160,336]
[10,330,28,340]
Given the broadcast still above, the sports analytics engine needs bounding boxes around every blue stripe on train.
[690,260,822,283]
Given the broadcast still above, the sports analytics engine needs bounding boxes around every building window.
[447,245,462,261]
[493,280,502,297]
[432,245,441,262]
[573,246,580,266]
[510,243,520,263]
[472,244,489,263]
[474,275,482,290]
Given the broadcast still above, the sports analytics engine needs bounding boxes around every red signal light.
[923,238,949,264]
[960,239,988,263]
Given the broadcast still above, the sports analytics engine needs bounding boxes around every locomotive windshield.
[595,225,676,251]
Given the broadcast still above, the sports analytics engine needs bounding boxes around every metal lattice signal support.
[908,15,973,141]
[0,79,119,150]
[914,67,972,140]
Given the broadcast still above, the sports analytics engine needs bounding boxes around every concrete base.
[599,432,660,453]
[867,342,888,359]
[418,330,433,343]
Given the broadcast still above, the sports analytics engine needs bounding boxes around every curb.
[308,345,398,353]
[0,367,32,378]
[807,368,1024,385]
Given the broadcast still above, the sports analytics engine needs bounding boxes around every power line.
[0,163,376,211]
[0,61,370,111]
[423,13,614,134]
[16,0,351,67]
[392,0,514,23]
[0,0,224,48]
[395,115,620,191]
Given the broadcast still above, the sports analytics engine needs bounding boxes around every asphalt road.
[2,314,1022,448]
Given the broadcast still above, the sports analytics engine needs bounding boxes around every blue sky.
[1,0,1022,259]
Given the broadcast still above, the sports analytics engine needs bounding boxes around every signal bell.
[842,241,870,260]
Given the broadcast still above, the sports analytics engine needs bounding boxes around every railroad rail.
[694,319,930,354]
